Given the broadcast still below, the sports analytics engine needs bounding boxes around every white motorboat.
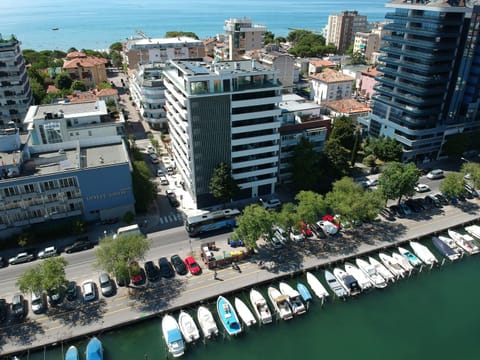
[249,289,272,324]
[409,241,438,266]
[234,297,257,327]
[438,235,464,255]
[324,270,348,298]
[398,247,423,267]
[178,311,200,343]
[391,251,414,272]
[355,258,388,289]
[162,314,185,358]
[333,267,361,296]
[465,225,480,240]
[368,257,396,283]
[344,262,373,291]
[268,286,293,320]
[433,237,461,261]
[197,306,218,339]
[449,229,480,255]
[378,253,407,278]
[279,282,306,315]
[306,272,330,300]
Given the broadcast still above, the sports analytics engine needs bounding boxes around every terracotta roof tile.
[310,68,354,83]
[310,59,335,68]
[66,51,86,59]
[46,85,60,93]
[323,98,371,113]
[63,56,108,69]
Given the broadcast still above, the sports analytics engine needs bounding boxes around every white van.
[426,169,444,180]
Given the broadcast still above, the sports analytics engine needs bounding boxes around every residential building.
[62,52,108,89]
[362,0,480,163]
[358,67,381,100]
[248,50,296,91]
[0,35,33,131]
[341,64,371,92]
[354,23,389,63]
[323,98,371,123]
[163,59,282,208]
[308,59,336,75]
[224,18,266,60]
[326,11,368,54]
[310,68,354,105]
[123,36,205,70]
[67,88,119,106]
[129,63,167,130]
[23,101,125,145]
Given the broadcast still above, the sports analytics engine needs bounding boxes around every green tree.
[350,51,367,65]
[462,162,480,189]
[165,31,199,39]
[365,136,403,162]
[264,31,275,44]
[132,160,157,213]
[379,162,419,204]
[295,191,326,224]
[55,72,72,90]
[330,116,355,151]
[98,82,113,89]
[232,204,274,249]
[363,154,377,168]
[16,257,68,294]
[109,42,123,52]
[440,173,465,197]
[323,138,350,176]
[94,234,150,280]
[289,137,321,191]
[209,162,240,204]
[286,30,334,57]
[274,202,299,231]
[71,80,86,91]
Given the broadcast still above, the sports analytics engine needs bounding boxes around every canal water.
[28,241,480,360]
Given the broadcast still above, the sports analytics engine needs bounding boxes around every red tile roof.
[310,68,354,83]
[63,56,108,69]
[46,85,60,93]
[323,99,371,113]
[66,51,87,59]
[310,59,336,68]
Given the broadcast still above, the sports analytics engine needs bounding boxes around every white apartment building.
[163,59,282,208]
[24,101,125,145]
[310,68,354,105]
[224,18,266,60]
[353,22,388,62]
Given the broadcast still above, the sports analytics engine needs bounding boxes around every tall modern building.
[326,11,369,54]
[0,35,33,131]
[362,0,480,163]
[163,59,282,208]
[224,18,266,60]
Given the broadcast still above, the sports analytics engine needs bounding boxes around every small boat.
[306,272,330,300]
[449,229,480,254]
[162,314,185,358]
[279,282,306,315]
[86,337,103,360]
[391,251,414,272]
[368,257,396,282]
[344,262,373,291]
[465,225,480,240]
[178,311,200,343]
[197,306,219,339]
[398,246,423,267]
[432,237,461,261]
[438,235,464,255]
[324,270,348,298]
[333,267,361,296]
[268,286,293,320]
[297,283,312,303]
[52,27,59,31]
[65,346,79,360]
[355,258,387,289]
[378,253,406,278]
[249,289,272,324]
[217,296,242,336]
[410,241,438,266]
[234,297,257,326]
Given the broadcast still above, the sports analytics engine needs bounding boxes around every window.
[23,184,35,193]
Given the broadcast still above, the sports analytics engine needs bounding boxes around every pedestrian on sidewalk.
[213,269,218,280]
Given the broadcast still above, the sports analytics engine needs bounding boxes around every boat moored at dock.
[333,267,361,296]
[65,346,79,360]
[344,262,373,291]
[410,241,438,266]
[197,306,219,339]
[249,289,272,324]
[392,251,414,272]
[162,315,185,358]
[438,235,464,255]
[368,257,396,283]
[268,286,293,320]
[217,296,242,336]
[234,297,257,327]
[433,237,461,261]
[448,229,480,254]
[178,311,200,343]
[325,270,348,298]
[378,253,407,278]
[398,247,423,267]
[279,282,306,315]
[465,225,480,241]
[355,258,388,289]
[297,283,312,303]
[306,272,330,300]
[86,337,103,360]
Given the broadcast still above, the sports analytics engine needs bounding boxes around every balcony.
[382,35,457,51]
[231,109,281,122]
[384,23,458,39]
[231,95,281,108]
[231,156,278,170]
[376,76,445,96]
[385,12,462,26]
[231,122,279,134]
[231,133,279,147]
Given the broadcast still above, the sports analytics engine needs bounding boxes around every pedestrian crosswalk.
[158,212,184,224]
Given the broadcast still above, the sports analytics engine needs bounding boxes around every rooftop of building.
[63,55,108,69]
[309,59,336,68]
[24,101,108,124]
[388,0,468,7]
[66,88,118,103]
[310,68,355,83]
[279,94,321,113]
[323,98,371,113]
[361,67,382,77]
[126,36,203,49]
[169,58,275,77]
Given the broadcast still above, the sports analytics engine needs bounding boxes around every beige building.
[310,68,354,105]
[224,18,266,60]
[62,52,108,89]
[353,23,388,62]
[326,11,368,54]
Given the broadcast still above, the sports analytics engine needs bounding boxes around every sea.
[0,0,389,51]
[27,251,480,360]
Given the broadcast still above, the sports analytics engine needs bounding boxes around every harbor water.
[28,250,480,360]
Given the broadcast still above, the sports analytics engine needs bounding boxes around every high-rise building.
[362,0,480,163]
[0,35,33,131]
[326,11,368,54]
[163,59,282,208]
[224,18,266,60]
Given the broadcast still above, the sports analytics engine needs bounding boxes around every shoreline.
[4,201,480,357]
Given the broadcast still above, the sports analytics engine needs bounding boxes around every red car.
[299,221,313,237]
[184,256,201,275]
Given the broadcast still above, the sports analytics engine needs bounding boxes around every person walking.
[213,269,218,280]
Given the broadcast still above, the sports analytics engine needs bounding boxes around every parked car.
[98,273,114,297]
[165,189,179,207]
[149,153,159,164]
[11,294,26,319]
[426,169,444,179]
[289,228,304,242]
[156,168,164,177]
[298,221,313,237]
[65,238,92,254]
[316,220,338,236]
[415,183,430,193]
[159,257,175,278]
[0,299,7,323]
[31,292,45,314]
[47,286,64,306]
[159,175,169,186]
[144,261,159,282]
[465,184,479,198]
[435,193,449,206]
[184,256,201,275]
[425,195,442,208]
[9,252,34,265]
[405,199,421,213]
[260,198,282,210]
[273,225,288,244]
[379,207,395,221]
[166,166,175,175]
[0,257,5,268]
[37,246,58,259]
[400,202,412,215]
[389,204,404,218]
[81,280,96,302]
[65,281,77,301]
[310,223,326,238]
[147,145,156,154]
[270,233,284,249]
[130,262,146,286]
[170,255,188,275]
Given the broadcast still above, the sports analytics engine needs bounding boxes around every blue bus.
[185,208,240,236]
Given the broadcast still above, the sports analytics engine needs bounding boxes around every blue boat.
[65,346,79,360]
[86,337,103,360]
[433,236,460,261]
[297,283,312,302]
[216,296,242,336]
